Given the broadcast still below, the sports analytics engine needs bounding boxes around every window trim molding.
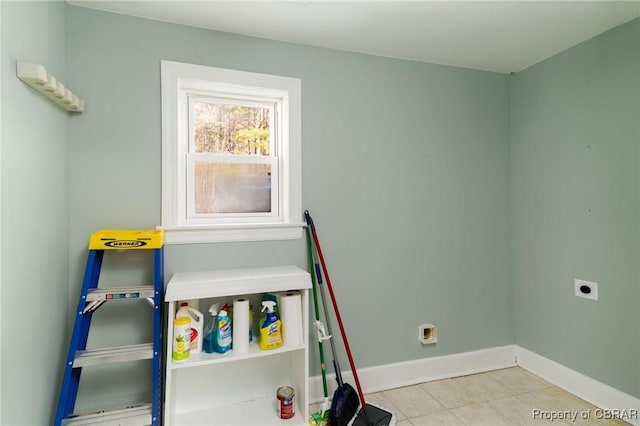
[160,60,302,243]
[161,222,305,244]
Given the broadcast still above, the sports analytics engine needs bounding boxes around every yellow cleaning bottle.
[259,300,283,350]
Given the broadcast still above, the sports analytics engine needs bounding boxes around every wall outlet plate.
[575,279,598,301]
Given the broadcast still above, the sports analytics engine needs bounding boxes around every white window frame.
[160,60,302,244]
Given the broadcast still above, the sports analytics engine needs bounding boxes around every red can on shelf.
[276,386,295,419]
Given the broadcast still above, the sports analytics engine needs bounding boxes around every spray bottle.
[259,300,283,350]
[214,304,232,354]
[202,303,219,354]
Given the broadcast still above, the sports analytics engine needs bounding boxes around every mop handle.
[305,226,330,399]
[304,210,368,409]
[312,241,344,388]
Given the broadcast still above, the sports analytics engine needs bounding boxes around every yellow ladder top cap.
[89,229,164,250]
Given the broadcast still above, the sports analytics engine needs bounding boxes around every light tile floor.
[311,367,632,425]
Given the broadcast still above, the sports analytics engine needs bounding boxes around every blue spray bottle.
[214,304,232,354]
[202,303,219,354]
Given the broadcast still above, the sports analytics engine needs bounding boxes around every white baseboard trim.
[309,344,517,402]
[309,345,640,426]
[515,347,640,426]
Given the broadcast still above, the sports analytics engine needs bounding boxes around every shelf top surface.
[165,265,311,301]
[168,341,305,369]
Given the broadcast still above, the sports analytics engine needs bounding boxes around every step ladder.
[55,230,164,426]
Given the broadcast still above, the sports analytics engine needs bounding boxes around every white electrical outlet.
[575,279,598,301]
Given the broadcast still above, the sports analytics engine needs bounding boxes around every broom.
[305,210,395,426]
[305,213,360,426]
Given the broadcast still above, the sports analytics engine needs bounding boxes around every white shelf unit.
[164,266,311,426]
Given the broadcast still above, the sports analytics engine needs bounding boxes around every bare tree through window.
[192,101,273,214]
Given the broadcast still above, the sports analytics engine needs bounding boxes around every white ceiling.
[68,1,640,73]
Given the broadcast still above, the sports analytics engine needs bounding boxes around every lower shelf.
[169,395,306,426]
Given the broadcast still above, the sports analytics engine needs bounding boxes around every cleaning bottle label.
[259,300,283,350]
[176,304,204,353]
[218,317,232,346]
[172,316,191,362]
[214,306,232,354]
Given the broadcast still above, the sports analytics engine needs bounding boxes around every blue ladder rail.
[55,236,163,426]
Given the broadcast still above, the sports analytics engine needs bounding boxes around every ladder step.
[86,286,155,302]
[61,404,151,426]
[89,229,164,250]
[74,344,153,368]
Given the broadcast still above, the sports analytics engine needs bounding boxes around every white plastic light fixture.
[16,62,84,112]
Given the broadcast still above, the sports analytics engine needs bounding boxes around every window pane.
[194,162,272,214]
[193,101,271,155]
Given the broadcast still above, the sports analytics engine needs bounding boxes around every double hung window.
[161,61,302,243]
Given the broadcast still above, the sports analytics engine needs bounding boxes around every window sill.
[158,223,305,244]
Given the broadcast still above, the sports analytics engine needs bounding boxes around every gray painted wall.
[66,5,512,411]
[1,2,637,424]
[1,1,70,425]
[511,18,640,398]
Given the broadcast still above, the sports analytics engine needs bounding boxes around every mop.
[305,210,396,426]
[305,225,331,426]
[306,223,360,426]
